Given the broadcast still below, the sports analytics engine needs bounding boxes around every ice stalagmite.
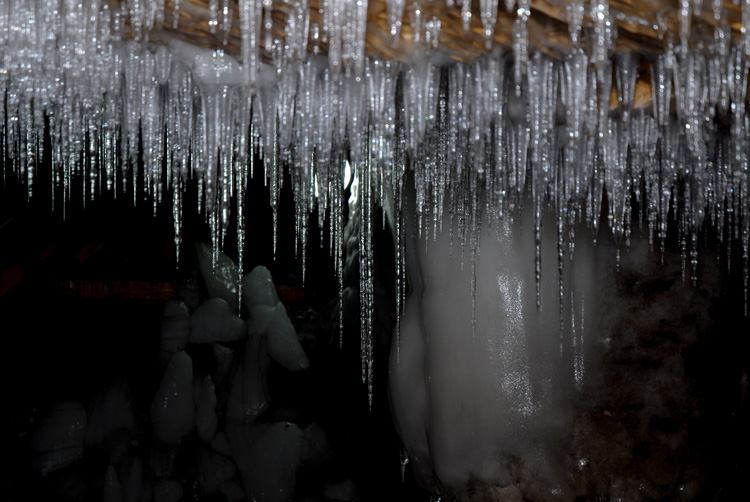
[227,326,269,424]
[196,376,219,443]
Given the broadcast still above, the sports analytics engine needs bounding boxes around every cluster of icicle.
[2,0,750,404]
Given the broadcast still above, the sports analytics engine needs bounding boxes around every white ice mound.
[151,351,195,443]
[248,304,275,334]
[195,242,240,311]
[190,298,247,343]
[227,422,304,502]
[243,266,309,371]
[168,40,244,87]
[390,208,598,499]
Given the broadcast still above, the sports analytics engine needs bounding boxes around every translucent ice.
[390,204,598,498]
[226,328,270,424]
[242,266,280,309]
[385,0,406,45]
[190,298,247,343]
[150,351,195,443]
[266,303,310,371]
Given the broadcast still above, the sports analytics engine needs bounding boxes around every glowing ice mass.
[1,0,750,498]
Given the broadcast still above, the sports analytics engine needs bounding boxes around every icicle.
[744,0,750,58]
[573,291,585,391]
[615,52,637,128]
[219,0,233,45]
[209,0,219,34]
[424,17,441,50]
[651,51,673,129]
[557,196,565,342]
[409,3,423,48]
[272,110,280,258]
[263,0,274,54]
[359,121,376,408]
[479,0,499,49]
[679,0,691,51]
[338,157,346,348]
[286,1,310,62]
[386,0,406,46]
[591,0,616,75]
[461,0,472,31]
[172,0,182,29]
[239,0,262,86]
[400,449,409,482]
[339,0,368,77]
[512,0,530,95]
[567,0,584,49]
[535,197,543,310]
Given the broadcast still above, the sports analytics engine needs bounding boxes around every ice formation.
[2,0,749,413]
[390,192,599,498]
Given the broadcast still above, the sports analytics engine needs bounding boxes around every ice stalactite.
[209,0,220,34]
[238,0,262,86]
[386,0,406,45]
[479,0,499,48]
[2,0,750,406]
[460,0,472,31]
[512,0,531,94]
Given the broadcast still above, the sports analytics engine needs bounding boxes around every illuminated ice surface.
[1,0,749,501]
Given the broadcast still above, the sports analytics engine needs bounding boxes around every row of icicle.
[1,0,750,405]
